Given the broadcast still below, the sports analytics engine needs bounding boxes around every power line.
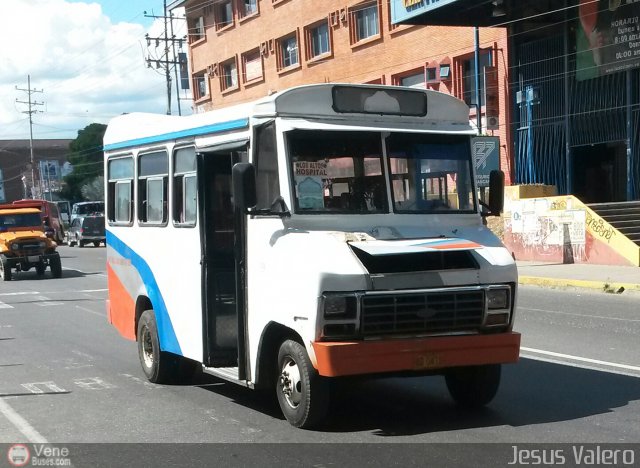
[145,3,188,115]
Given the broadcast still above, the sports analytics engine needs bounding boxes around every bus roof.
[103,83,472,152]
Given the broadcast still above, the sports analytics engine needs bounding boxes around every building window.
[439,64,451,80]
[193,71,209,100]
[189,16,205,43]
[305,20,330,60]
[242,49,263,83]
[238,0,258,19]
[215,0,234,31]
[397,70,425,88]
[138,151,168,225]
[220,57,238,91]
[349,1,380,45]
[461,51,492,107]
[426,67,438,82]
[277,33,299,71]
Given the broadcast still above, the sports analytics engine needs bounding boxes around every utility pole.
[16,75,44,199]
[144,6,187,115]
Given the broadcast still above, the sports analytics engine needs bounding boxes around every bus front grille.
[360,290,485,336]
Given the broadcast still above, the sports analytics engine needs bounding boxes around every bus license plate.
[414,353,441,370]
[28,256,40,262]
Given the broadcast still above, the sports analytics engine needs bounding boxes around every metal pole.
[626,69,633,200]
[170,12,182,116]
[564,1,572,196]
[164,0,172,115]
[27,75,37,198]
[474,27,482,134]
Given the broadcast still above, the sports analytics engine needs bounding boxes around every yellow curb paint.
[519,276,640,292]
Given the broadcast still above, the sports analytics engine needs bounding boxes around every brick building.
[0,139,72,202]
[171,0,513,184]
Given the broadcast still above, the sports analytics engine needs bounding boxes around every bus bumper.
[311,332,521,377]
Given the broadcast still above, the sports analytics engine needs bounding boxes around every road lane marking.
[34,296,64,307]
[521,346,640,375]
[73,377,116,390]
[520,306,640,322]
[0,301,13,309]
[0,292,40,296]
[75,305,105,318]
[21,382,67,394]
[0,398,48,443]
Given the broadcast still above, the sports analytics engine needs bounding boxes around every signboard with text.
[576,1,640,80]
[390,0,459,25]
[472,136,500,188]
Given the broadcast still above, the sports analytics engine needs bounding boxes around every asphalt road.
[1,247,639,464]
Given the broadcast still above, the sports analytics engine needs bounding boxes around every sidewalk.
[517,261,640,293]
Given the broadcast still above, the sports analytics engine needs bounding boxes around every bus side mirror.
[232,162,257,212]
[488,170,504,216]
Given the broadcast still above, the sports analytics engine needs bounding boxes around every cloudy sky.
[0,0,191,142]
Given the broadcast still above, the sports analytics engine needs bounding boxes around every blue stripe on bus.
[103,118,250,151]
[106,230,182,356]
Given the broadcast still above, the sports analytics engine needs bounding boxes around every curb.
[519,276,640,293]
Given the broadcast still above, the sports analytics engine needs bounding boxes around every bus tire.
[137,310,193,384]
[36,262,46,276]
[445,364,501,408]
[0,255,12,281]
[50,253,62,278]
[276,339,329,429]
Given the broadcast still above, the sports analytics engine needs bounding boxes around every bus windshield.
[287,130,476,214]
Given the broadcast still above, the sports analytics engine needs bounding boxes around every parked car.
[70,201,104,223]
[0,206,62,280]
[67,214,105,247]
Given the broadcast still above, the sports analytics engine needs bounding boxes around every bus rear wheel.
[445,364,501,408]
[276,339,329,429]
[137,310,198,384]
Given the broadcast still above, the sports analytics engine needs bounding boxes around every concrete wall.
[502,186,639,266]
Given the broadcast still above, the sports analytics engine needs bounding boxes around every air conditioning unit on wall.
[485,115,499,131]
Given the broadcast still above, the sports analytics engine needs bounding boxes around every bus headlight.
[487,288,509,310]
[11,244,19,251]
[38,241,46,248]
[322,294,357,319]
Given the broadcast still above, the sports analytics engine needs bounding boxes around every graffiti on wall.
[509,198,587,260]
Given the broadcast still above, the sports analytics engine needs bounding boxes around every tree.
[81,176,104,200]
[60,123,106,202]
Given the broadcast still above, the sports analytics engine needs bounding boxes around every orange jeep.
[0,206,62,280]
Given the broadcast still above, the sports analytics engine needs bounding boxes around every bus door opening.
[199,149,247,370]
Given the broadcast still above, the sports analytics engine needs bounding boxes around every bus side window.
[138,151,169,226]
[254,122,280,211]
[173,147,197,226]
[107,156,134,225]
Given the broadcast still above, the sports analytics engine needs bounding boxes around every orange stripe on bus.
[431,242,481,249]
[107,263,136,341]
[311,332,520,377]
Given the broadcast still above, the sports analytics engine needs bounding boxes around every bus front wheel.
[445,364,501,408]
[276,340,329,429]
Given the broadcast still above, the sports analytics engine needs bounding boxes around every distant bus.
[103,83,520,428]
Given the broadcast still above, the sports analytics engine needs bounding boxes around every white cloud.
[0,0,190,140]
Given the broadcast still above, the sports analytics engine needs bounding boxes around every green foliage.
[81,176,104,200]
[60,123,106,202]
